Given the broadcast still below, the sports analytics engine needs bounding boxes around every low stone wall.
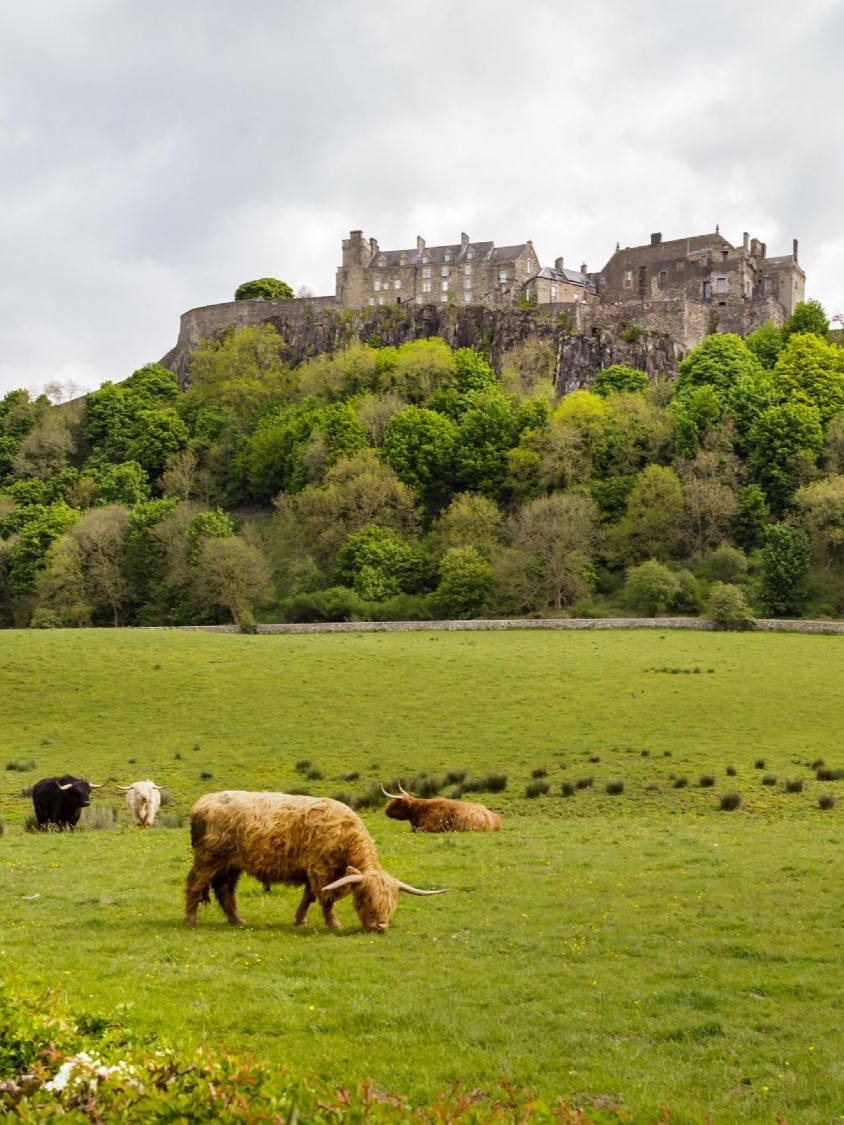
[172,617,844,636]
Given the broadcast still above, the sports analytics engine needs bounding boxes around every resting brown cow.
[185,791,446,932]
[382,783,502,833]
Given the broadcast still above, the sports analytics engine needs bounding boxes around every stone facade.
[335,230,539,310]
[595,227,805,339]
[523,258,596,305]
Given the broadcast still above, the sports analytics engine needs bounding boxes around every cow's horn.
[152,785,162,790]
[381,784,405,800]
[88,782,107,789]
[397,881,448,896]
[322,873,365,892]
[56,782,74,791]
[398,782,411,797]
[116,785,133,791]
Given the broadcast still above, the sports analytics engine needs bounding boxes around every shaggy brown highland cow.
[382,784,502,832]
[184,791,445,932]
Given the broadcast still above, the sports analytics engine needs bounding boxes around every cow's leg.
[212,869,243,925]
[318,892,343,932]
[185,863,216,925]
[294,884,317,925]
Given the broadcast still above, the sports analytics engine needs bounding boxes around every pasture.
[2,628,844,1122]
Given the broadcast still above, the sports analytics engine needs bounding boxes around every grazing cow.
[382,783,502,833]
[184,791,446,932]
[116,780,162,827]
[31,775,107,831]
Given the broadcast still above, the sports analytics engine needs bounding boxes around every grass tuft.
[726,765,737,777]
[531,767,548,779]
[605,779,625,795]
[575,776,594,790]
[560,781,575,797]
[5,759,36,772]
[754,758,766,769]
[719,791,742,811]
[762,773,777,786]
[698,774,715,788]
[525,779,550,799]
[673,776,688,789]
[783,778,804,794]
[818,793,837,810]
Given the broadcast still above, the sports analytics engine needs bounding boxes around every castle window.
[394,279,401,290]
[369,298,375,306]
[441,266,450,277]
[464,263,472,276]
[722,250,729,261]
[676,261,685,270]
[378,296,384,305]
[467,249,474,260]
[378,256,386,267]
[700,254,709,267]
[441,280,449,291]
[623,269,633,288]
[463,278,472,290]
[702,281,712,300]
[444,252,451,261]
[764,277,772,296]
[551,284,558,301]
[422,280,432,293]
[464,292,472,303]
[499,269,508,283]
[715,277,727,294]
[422,267,432,278]
[658,270,668,288]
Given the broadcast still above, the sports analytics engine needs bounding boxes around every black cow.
[32,775,106,830]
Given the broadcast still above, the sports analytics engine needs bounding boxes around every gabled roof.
[529,266,595,289]
[366,240,529,268]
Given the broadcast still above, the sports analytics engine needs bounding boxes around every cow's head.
[56,777,105,809]
[323,865,446,933]
[381,783,414,822]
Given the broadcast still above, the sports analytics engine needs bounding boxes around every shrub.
[726,765,737,777]
[707,545,749,584]
[5,759,36,772]
[234,277,293,301]
[531,767,548,779]
[575,776,594,790]
[525,779,550,798]
[561,781,575,797]
[818,793,837,810]
[754,759,765,769]
[156,811,185,828]
[24,814,37,832]
[444,769,466,785]
[334,771,360,783]
[406,772,443,798]
[706,583,756,631]
[720,791,742,811]
[295,759,313,773]
[158,789,173,806]
[762,774,777,786]
[816,766,844,781]
[20,785,33,798]
[605,779,625,795]
[673,776,688,789]
[588,755,601,763]
[812,757,825,769]
[356,782,387,809]
[79,805,117,830]
[698,774,715,788]
[624,560,682,616]
[783,778,804,793]
[463,772,507,794]
[640,749,650,757]
[200,771,213,780]
[330,791,358,810]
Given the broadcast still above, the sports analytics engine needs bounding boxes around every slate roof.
[529,266,595,290]
[366,240,527,268]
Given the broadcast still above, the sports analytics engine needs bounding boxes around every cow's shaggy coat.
[185,791,444,932]
[118,780,161,827]
[31,775,106,830]
[384,790,502,833]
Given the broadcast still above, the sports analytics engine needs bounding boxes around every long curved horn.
[152,785,162,791]
[88,782,106,789]
[399,782,411,797]
[56,782,74,791]
[381,784,405,800]
[322,873,365,892]
[397,881,448,896]
[116,785,134,791]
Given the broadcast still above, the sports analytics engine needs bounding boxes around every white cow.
[117,780,162,827]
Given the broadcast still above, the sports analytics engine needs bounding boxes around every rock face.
[160,297,685,394]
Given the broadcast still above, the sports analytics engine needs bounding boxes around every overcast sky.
[1,0,842,398]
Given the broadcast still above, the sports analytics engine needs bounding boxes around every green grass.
[2,628,844,1121]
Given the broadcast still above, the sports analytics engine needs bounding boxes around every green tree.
[382,406,457,501]
[388,338,456,403]
[670,385,724,457]
[732,484,770,551]
[336,525,424,600]
[747,402,824,510]
[505,492,601,612]
[745,321,784,369]
[69,504,131,626]
[89,461,151,506]
[608,465,684,565]
[433,546,494,619]
[593,364,649,398]
[623,560,681,616]
[759,524,811,616]
[771,333,844,424]
[33,535,91,627]
[453,394,517,496]
[234,278,294,301]
[706,583,755,630]
[430,493,503,561]
[781,298,830,344]
[193,536,274,623]
[675,333,762,396]
[9,502,79,595]
[792,475,844,570]
[186,509,235,563]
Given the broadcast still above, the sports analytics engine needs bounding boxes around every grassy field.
[2,628,844,1121]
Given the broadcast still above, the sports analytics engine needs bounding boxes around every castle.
[334,225,805,343]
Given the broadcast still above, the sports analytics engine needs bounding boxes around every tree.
[433,546,493,619]
[11,411,77,480]
[505,492,601,612]
[186,509,235,563]
[498,339,557,400]
[234,278,294,301]
[759,524,811,617]
[678,451,738,557]
[623,560,681,616]
[706,583,755,630]
[335,525,424,600]
[593,364,649,398]
[193,536,274,623]
[732,484,770,551]
[431,493,503,561]
[675,333,762,396]
[382,406,457,501]
[69,504,131,626]
[669,384,724,457]
[126,408,190,481]
[781,298,830,345]
[388,338,456,403]
[10,502,79,595]
[771,333,844,424]
[33,535,91,627]
[745,321,784,369]
[792,476,844,570]
[90,461,151,506]
[747,402,824,511]
[453,395,517,496]
[608,465,684,565]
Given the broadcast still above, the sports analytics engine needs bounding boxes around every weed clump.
[816,766,844,781]
[444,769,466,785]
[80,805,118,830]
[640,749,650,757]
[6,759,36,772]
[783,778,804,794]
[726,765,737,777]
[464,772,508,794]
[673,776,688,789]
[561,781,575,797]
[762,774,777,786]
[754,759,766,770]
[575,776,594,790]
[812,758,825,769]
[698,774,715,788]
[525,779,550,799]
[356,783,387,810]
[720,792,742,811]
[200,771,213,781]
[605,779,625,795]
[818,793,837,810]
[531,767,548,779]
[588,755,601,764]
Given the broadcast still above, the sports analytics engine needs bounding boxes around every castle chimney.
[651,232,662,246]
[761,242,767,260]
[461,232,470,250]
[555,257,564,272]
[743,232,750,251]
[580,262,587,274]
[369,238,379,258]
[417,235,425,252]
[793,238,799,263]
